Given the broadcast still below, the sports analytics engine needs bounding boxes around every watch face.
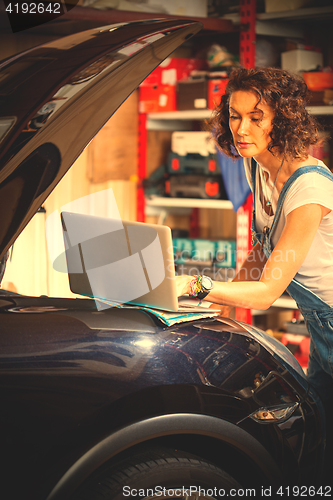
[201,275,213,291]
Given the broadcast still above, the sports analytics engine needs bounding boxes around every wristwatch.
[197,275,214,300]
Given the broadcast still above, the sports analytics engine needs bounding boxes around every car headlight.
[250,402,299,424]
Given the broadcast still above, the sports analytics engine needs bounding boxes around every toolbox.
[142,164,168,197]
[167,152,219,176]
[167,174,226,199]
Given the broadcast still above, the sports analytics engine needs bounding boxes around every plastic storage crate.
[168,174,226,199]
[171,131,215,157]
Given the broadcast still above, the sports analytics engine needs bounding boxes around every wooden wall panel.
[147,130,172,176]
[87,90,139,182]
[200,208,237,240]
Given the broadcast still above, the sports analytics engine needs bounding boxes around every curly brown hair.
[207,67,320,160]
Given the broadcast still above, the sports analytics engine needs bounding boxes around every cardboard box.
[140,58,207,113]
[177,74,229,111]
[281,49,323,72]
[139,84,176,113]
[177,79,208,110]
[114,0,208,17]
[323,89,333,105]
[265,0,310,12]
[142,58,207,87]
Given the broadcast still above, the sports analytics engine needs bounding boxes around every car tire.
[73,447,242,499]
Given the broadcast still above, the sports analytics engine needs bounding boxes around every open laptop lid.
[61,212,179,311]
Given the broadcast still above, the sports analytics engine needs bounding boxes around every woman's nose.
[238,118,249,136]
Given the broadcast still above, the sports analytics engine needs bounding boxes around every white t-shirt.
[243,157,333,306]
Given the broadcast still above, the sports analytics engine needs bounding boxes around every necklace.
[260,157,285,251]
[260,157,285,211]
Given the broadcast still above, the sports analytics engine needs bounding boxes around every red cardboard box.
[208,76,229,109]
[142,57,207,87]
[139,58,208,113]
[139,84,176,113]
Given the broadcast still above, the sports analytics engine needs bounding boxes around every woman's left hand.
[175,274,192,297]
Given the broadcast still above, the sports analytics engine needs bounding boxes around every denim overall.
[251,161,333,408]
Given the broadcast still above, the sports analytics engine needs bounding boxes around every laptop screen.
[61,212,178,311]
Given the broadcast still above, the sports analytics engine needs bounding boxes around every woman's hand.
[175,274,193,297]
[175,274,232,317]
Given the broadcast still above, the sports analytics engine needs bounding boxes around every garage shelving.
[134,0,333,327]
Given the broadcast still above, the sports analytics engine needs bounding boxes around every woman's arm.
[212,242,267,316]
[233,241,267,282]
[177,203,328,310]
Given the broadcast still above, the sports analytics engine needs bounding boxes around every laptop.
[61,211,212,312]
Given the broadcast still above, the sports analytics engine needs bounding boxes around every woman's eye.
[229,115,239,120]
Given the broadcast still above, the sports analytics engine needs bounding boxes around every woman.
[176,67,333,410]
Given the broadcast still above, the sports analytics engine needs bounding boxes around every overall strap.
[250,157,257,193]
[250,157,258,230]
[250,158,262,247]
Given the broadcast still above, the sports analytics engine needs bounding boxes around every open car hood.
[0,19,202,260]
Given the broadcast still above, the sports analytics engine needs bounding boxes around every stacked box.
[139,58,207,113]
[166,151,226,199]
[139,85,176,113]
[177,73,229,111]
[281,49,323,72]
[144,58,207,86]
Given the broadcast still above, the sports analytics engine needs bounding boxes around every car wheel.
[73,447,242,499]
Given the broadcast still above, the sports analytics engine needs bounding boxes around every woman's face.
[228,90,275,159]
